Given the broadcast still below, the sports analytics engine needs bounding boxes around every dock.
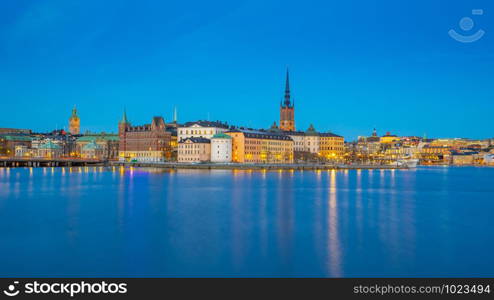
[0,158,408,170]
[0,157,105,167]
[108,161,407,170]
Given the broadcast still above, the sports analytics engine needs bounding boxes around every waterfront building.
[118,112,172,162]
[451,151,478,165]
[226,130,293,164]
[14,145,30,157]
[279,70,295,132]
[285,132,305,152]
[177,137,211,162]
[0,134,32,157]
[304,124,320,153]
[428,138,489,150]
[210,133,233,163]
[419,145,452,164]
[31,131,76,157]
[76,133,119,160]
[69,106,81,135]
[284,124,345,161]
[165,122,179,161]
[36,140,63,158]
[177,121,229,141]
[319,132,345,159]
[81,141,104,159]
[357,129,381,154]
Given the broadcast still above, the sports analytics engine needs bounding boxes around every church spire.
[120,108,129,124]
[284,68,291,107]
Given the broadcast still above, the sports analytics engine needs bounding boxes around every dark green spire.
[120,108,129,124]
[283,68,291,107]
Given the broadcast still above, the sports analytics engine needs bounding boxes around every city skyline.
[1,0,494,140]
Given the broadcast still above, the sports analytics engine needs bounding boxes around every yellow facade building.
[380,132,400,144]
[319,133,345,159]
[226,130,293,164]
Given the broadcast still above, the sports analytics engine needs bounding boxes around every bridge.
[0,157,106,167]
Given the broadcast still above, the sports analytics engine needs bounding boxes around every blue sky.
[0,0,493,140]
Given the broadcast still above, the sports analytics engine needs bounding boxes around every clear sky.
[0,0,493,140]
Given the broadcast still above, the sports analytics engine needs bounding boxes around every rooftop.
[181,120,230,129]
[227,129,293,141]
[179,137,211,144]
[0,134,32,142]
[39,140,61,150]
[211,132,232,139]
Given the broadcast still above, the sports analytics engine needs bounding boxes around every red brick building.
[118,111,172,162]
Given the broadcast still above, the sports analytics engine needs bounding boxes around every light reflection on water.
[0,166,493,277]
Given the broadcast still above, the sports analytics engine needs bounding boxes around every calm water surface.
[0,166,493,277]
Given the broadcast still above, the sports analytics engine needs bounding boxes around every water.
[0,166,493,277]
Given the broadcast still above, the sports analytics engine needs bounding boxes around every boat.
[397,158,419,168]
[392,155,419,168]
[484,154,494,164]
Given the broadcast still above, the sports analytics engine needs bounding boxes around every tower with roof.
[279,69,295,131]
[118,108,130,154]
[69,106,80,135]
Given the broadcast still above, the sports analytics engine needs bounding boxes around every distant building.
[76,133,119,160]
[380,132,400,144]
[226,130,293,164]
[178,137,211,163]
[319,132,345,159]
[451,151,477,165]
[0,135,32,157]
[279,70,295,132]
[210,133,233,163]
[36,140,62,158]
[177,121,229,141]
[118,111,172,162]
[419,145,452,164]
[303,124,320,154]
[15,145,30,157]
[69,106,80,135]
[284,124,345,161]
[357,128,381,154]
[31,131,76,157]
[81,141,104,159]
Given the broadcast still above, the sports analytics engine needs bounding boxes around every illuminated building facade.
[210,133,232,163]
[285,125,345,160]
[177,137,211,162]
[76,134,119,160]
[36,140,63,158]
[357,129,381,154]
[118,112,172,162]
[0,135,32,157]
[419,145,452,164]
[69,107,80,135]
[319,132,345,159]
[380,132,400,144]
[81,141,105,159]
[178,121,229,141]
[226,130,293,164]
